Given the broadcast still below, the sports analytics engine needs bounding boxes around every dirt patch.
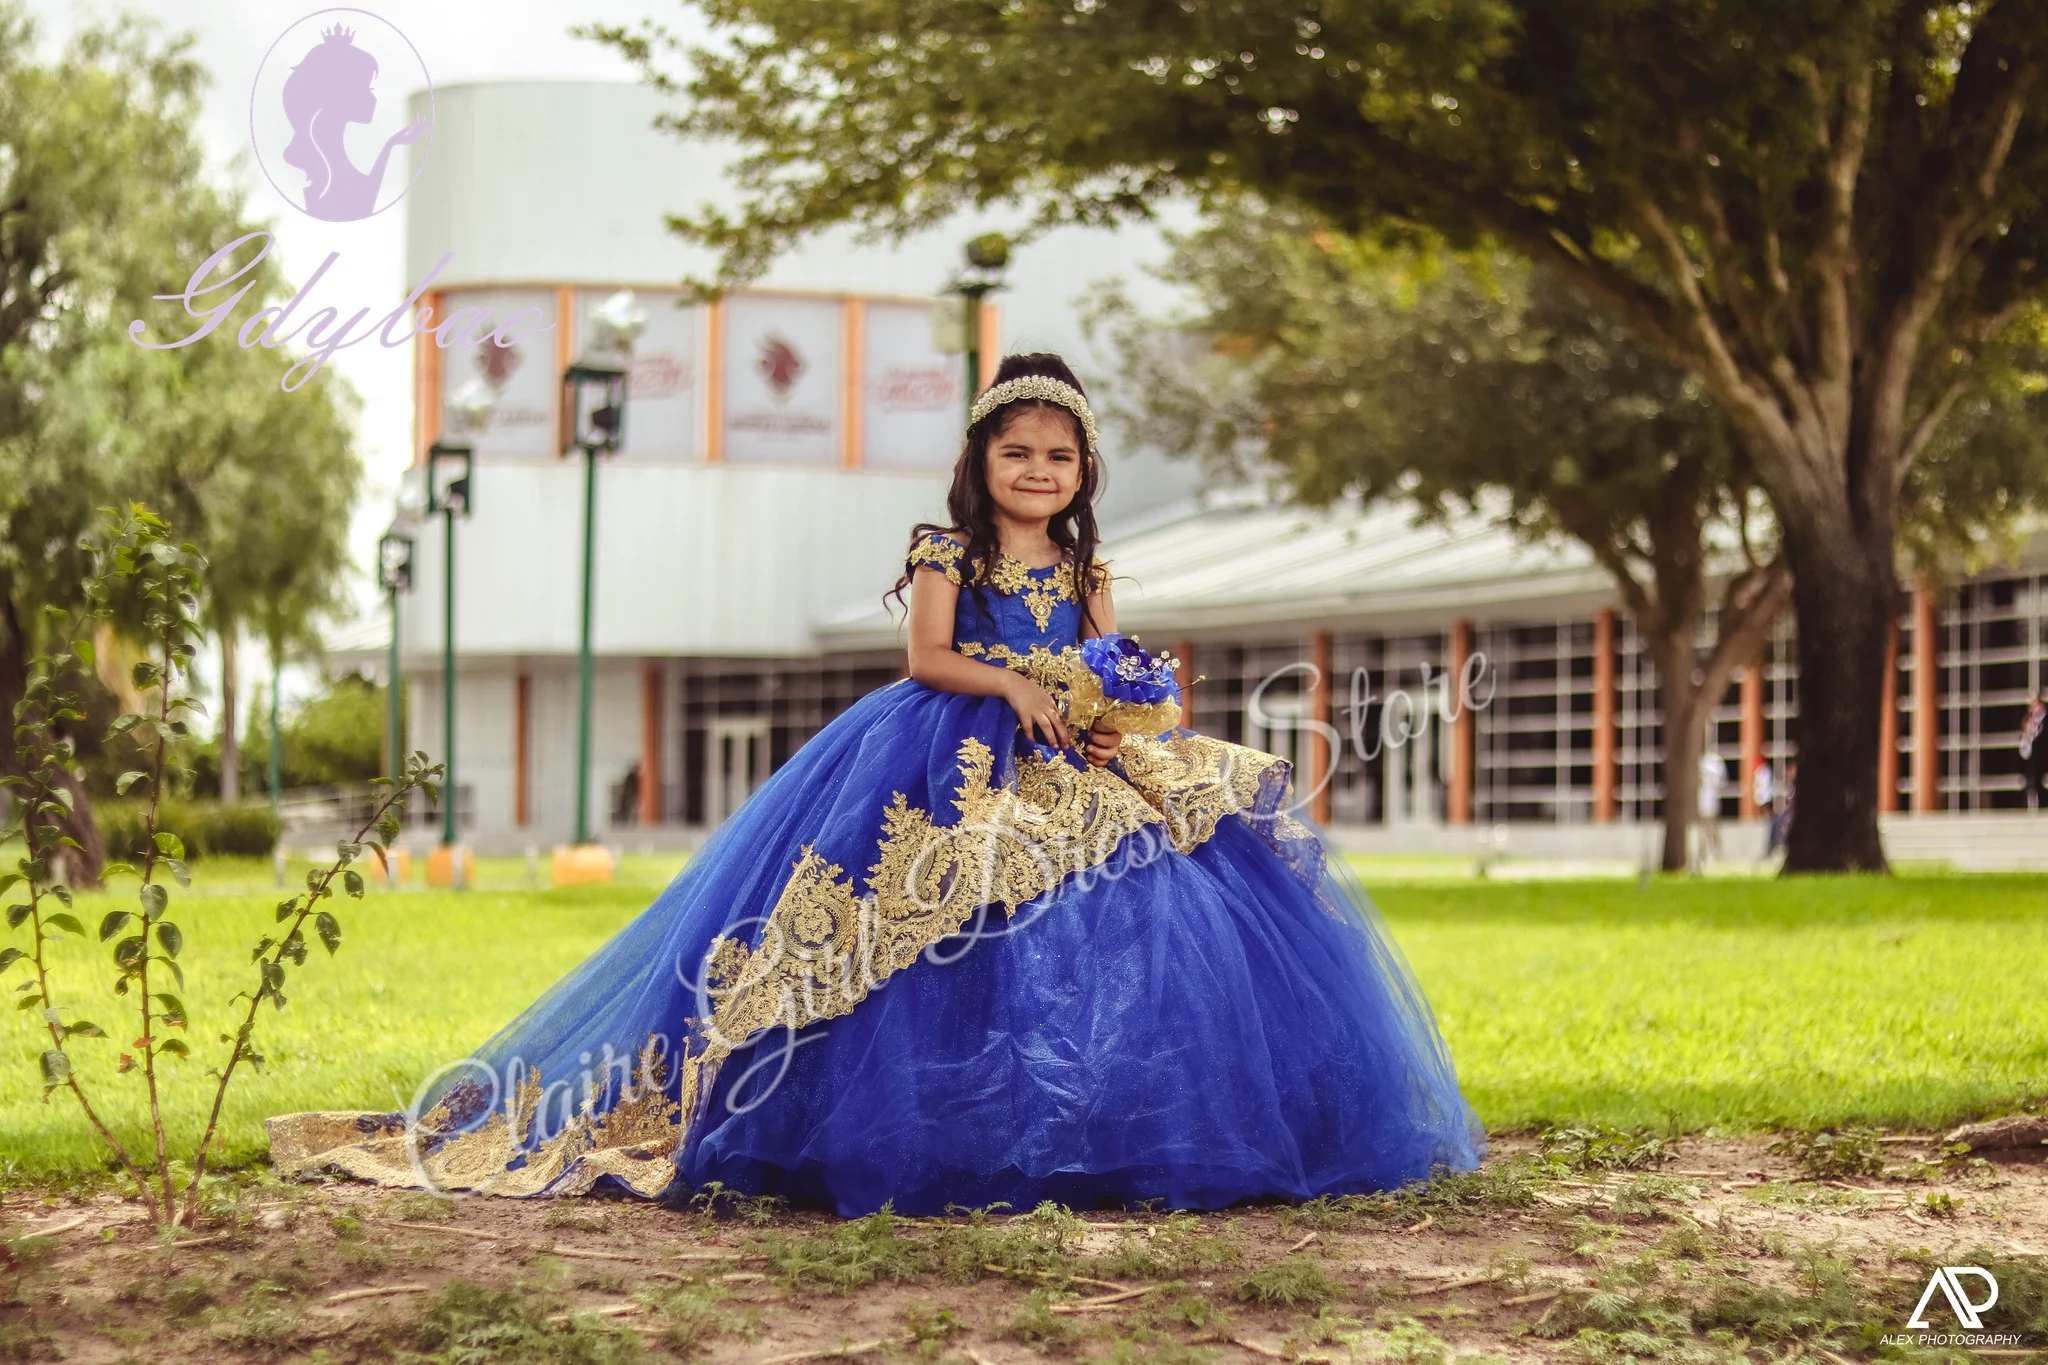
[2,1130,2043,1363]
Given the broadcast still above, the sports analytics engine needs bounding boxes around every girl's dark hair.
[887,352,1105,634]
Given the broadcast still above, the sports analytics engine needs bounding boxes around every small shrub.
[1539,1122,1677,1173]
[1237,1256,1341,1308]
[1005,1290,1081,1351]
[1768,1127,1884,1180]
[97,796,281,860]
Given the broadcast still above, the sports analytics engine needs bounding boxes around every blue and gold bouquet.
[1067,634,1183,740]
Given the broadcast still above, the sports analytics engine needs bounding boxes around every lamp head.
[377,530,416,593]
[426,441,475,516]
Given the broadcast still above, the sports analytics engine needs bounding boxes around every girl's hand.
[1005,675,1071,749]
[1083,727,1123,769]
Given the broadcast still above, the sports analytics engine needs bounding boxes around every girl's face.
[984,405,1084,526]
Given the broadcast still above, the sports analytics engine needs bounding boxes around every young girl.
[270,354,1485,1213]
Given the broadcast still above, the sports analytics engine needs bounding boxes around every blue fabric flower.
[1079,634,1181,705]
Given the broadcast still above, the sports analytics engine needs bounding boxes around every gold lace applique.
[267,1039,684,1198]
[906,533,967,585]
[673,737,1167,1134]
[1116,732,1319,868]
[912,534,1103,632]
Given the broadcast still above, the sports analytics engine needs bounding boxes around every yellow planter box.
[551,844,616,887]
[425,845,474,889]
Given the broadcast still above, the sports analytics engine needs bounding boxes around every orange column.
[415,289,445,465]
[978,302,1002,387]
[1738,657,1764,819]
[842,298,865,468]
[640,663,664,825]
[1878,610,1900,812]
[1449,619,1474,824]
[1912,586,1940,812]
[704,299,725,463]
[554,285,576,456]
[513,672,531,827]
[1592,608,1617,822]
[1174,639,1196,732]
[1309,632,1333,823]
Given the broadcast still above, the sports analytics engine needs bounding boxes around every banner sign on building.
[721,295,842,465]
[441,288,558,458]
[862,300,965,470]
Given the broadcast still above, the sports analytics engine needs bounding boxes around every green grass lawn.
[0,854,2042,1175]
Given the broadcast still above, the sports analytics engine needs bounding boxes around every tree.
[1093,205,1790,869]
[592,0,2048,870]
[0,11,362,878]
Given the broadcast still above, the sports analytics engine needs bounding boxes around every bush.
[96,797,281,860]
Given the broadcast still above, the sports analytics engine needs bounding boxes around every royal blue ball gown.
[268,532,1486,1214]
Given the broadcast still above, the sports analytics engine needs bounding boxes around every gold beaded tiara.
[968,375,1100,451]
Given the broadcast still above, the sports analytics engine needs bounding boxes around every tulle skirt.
[268,678,1485,1215]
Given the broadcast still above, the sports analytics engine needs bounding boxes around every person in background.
[1752,758,1776,863]
[1693,739,1726,872]
[1769,761,1798,856]
[2022,692,2047,813]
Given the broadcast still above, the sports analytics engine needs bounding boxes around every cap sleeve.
[906,531,966,586]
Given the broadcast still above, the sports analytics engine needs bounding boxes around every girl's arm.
[1080,571,1122,768]
[906,566,1072,748]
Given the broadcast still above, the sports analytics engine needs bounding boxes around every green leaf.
[98,910,133,941]
[39,1049,69,1087]
[100,862,140,881]
[115,770,148,795]
[305,869,324,895]
[45,913,83,937]
[0,873,21,896]
[155,922,183,959]
[151,994,186,1028]
[152,831,185,860]
[249,936,276,962]
[6,904,30,930]
[64,1020,105,1039]
[261,961,285,994]
[16,993,43,1010]
[0,948,25,973]
[315,911,341,955]
[130,660,160,689]
[154,1037,189,1060]
[164,858,190,889]
[139,884,168,920]
[48,885,71,908]
[337,841,361,864]
[112,935,147,971]
[71,639,94,668]
[275,899,298,923]
[343,870,364,899]
[156,956,185,991]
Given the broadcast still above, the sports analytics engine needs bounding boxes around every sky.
[28,0,707,717]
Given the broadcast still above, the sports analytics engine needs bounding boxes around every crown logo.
[320,23,356,43]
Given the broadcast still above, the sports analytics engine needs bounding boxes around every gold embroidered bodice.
[905,531,1107,648]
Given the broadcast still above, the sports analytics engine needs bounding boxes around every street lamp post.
[426,440,474,882]
[561,290,645,851]
[938,233,1010,420]
[376,529,416,786]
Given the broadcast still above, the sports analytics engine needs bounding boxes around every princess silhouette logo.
[1908,1267,1998,1329]
[250,9,433,222]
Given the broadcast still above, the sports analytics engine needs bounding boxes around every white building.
[366,81,2048,866]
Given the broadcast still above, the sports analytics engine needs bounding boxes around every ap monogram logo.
[1908,1266,1999,1330]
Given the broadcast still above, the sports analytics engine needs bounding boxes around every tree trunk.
[219,626,239,805]
[0,589,107,886]
[1652,628,1703,873]
[1776,512,1893,873]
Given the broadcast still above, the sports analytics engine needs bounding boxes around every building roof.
[814,488,1618,651]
